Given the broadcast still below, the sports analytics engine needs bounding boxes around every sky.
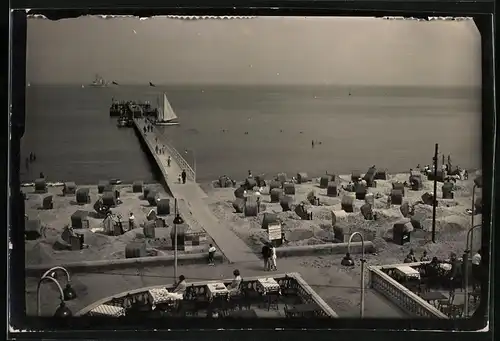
[27,16,481,86]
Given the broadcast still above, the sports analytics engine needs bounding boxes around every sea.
[21,84,481,185]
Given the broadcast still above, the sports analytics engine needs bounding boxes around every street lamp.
[184,149,197,182]
[463,223,483,317]
[42,266,77,301]
[172,199,184,280]
[344,232,366,318]
[470,175,482,249]
[37,275,72,317]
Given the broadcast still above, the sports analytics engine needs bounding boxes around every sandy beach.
[200,171,481,280]
[24,183,214,265]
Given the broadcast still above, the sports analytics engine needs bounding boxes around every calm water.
[22,85,481,184]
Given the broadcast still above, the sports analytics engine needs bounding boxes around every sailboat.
[88,74,109,87]
[155,93,180,126]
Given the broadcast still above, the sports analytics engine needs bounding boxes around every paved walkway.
[134,119,259,264]
[27,255,408,318]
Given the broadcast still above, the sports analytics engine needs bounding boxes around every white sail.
[162,93,178,122]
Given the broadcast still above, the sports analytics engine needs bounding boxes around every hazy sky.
[27,16,481,86]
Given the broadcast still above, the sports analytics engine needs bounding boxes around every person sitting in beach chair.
[295,203,312,220]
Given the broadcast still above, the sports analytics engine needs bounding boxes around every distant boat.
[117,117,128,128]
[155,93,179,126]
[149,82,156,87]
[88,74,110,87]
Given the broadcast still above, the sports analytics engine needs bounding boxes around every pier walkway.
[133,118,260,264]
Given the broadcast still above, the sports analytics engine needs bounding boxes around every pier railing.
[137,118,196,181]
[159,136,195,181]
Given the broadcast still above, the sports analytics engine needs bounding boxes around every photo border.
[7,1,497,339]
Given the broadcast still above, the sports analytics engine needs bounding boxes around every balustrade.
[369,265,448,318]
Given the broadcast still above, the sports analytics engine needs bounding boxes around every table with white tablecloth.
[148,288,183,306]
[395,265,421,280]
[206,282,229,300]
[89,304,125,317]
[256,278,281,294]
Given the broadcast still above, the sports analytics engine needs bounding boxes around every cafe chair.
[418,278,431,293]
[437,290,455,313]
[448,303,465,318]
[208,295,230,317]
[228,283,248,311]
[266,291,281,311]
[241,283,261,306]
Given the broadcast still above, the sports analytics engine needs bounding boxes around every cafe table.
[256,277,281,294]
[206,282,229,300]
[89,304,125,317]
[419,291,447,307]
[395,265,421,280]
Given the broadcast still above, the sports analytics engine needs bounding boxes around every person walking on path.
[167,156,171,167]
[208,244,216,266]
[261,243,272,271]
[270,244,278,271]
[128,212,135,230]
[181,170,187,184]
[155,145,159,154]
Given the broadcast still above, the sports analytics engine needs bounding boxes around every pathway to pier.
[134,118,260,264]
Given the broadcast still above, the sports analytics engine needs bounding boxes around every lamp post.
[346,232,366,318]
[463,223,483,317]
[172,198,184,280]
[37,275,72,317]
[184,149,197,182]
[470,175,482,253]
[431,144,439,243]
[41,266,77,301]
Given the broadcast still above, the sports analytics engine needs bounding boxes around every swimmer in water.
[280,129,283,133]
[312,140,315,148]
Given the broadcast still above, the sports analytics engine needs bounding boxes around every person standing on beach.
[181,170,187,184]
[128,212,135,230]
[208,244,216,266]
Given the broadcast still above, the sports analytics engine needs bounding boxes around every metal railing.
[368,263,448,318]
[135,119,196,181]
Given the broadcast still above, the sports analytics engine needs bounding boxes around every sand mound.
[25,242,55,265]
[373,208,404,223]
[314,228,336,242]
[286,228,314,241]
[78,230,111,249]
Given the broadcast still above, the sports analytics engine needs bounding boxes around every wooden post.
[174,198,178,280]
[432,144,439,243]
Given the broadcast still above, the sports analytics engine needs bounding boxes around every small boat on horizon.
[88,74,110,87]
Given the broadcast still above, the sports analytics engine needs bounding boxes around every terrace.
[369,261,482,318]
[75,272,338,318]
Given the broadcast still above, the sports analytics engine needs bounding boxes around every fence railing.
[368,263,448,318]
[135,118,196,181]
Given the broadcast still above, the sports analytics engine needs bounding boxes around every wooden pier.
[133,118,260,264]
